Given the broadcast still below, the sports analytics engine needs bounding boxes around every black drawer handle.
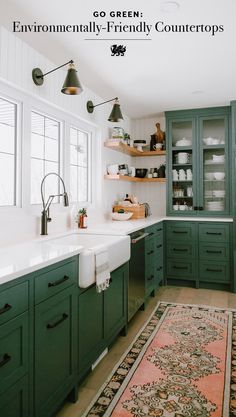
[173,231,188,234]
[157,266,163,271]
[206,232,222,236]
[156,244,163,249]
[173,248,188,252]
[173,266,188,270]
[0,353,11,368]
[149,232,154,236]
[0,303,12,315]
[206,268,222,273]
[206,250,222,254]
[47,313,68,329]
[48,275,70,288]
[156,228,163,232]
[147,275,154,281]
[147,250,154,255]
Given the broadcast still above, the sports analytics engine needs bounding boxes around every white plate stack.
[205,201,224,211]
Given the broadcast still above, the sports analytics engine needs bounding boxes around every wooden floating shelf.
[104,174,166,183]
[104,141,166,156]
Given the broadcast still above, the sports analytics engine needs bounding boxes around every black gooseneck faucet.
[40,172,69,235]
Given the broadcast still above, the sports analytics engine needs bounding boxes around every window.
[31,111,61,204]
[0,97,17,206]
[70,127,90,203]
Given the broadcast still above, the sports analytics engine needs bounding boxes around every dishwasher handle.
[131,232,149,244]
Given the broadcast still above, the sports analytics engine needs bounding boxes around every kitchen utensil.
[111,212,133,221]
[135,168,148,178]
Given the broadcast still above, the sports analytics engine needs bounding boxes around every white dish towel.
[95,247,111,293]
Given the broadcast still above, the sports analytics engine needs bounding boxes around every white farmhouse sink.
[46,233,130,288]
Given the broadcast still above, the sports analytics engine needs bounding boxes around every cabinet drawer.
[167,242,196,259]
[199,223,230,242]
[146,223,163,237]
[0,375,29,417]
[0,312,28,394]
[199,243,230,261]
[0,282,28,326]
[166,222,196,241]
[166,259,196,279]
[199,261,230,282]
[35,260,77,304]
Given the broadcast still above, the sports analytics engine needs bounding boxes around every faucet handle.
[47,208,52,222]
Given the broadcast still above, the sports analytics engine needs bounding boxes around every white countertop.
[0,215,233,286]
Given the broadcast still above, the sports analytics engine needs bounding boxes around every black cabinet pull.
[173,248,188,252]
[47,313,68,329]
[194,206,198,210]
[199,207,204,211]
[0,303,12,315]
[173,231,187,234]
[156,228,163,232]
[147,275,154,281]
[48,275,69,288]
[147,250,154,255]
[206,232,222,236]
[157,266,163,271]
[173,266,188,270]
[149,232,154,236]
[206,268,222,273]
[156,244,163,249]
[0,353,11,368]
[206,250,222,254]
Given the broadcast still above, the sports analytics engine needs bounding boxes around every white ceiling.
[1,0,236,118]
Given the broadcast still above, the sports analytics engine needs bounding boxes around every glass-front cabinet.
[166,107,230,216]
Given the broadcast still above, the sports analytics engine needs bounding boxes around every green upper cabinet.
[165,107,231,216]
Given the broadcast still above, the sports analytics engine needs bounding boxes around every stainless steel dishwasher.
[128,229,149,321]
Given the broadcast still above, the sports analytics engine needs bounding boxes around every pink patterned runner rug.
[83,302,236,417]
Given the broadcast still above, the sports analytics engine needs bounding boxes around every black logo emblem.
[110,45,126,56]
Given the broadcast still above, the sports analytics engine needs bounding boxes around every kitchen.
[0,1,236,416]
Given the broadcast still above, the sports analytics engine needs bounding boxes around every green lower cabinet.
[145,222,164,295]
[165,220,233,290]
[34,286,77,417]
[78,263,129,382]
[0,312,28,395]
[104,263,128,343]
[78,286,104,381]
[0,375,29,417]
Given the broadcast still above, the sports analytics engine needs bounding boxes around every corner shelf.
[104,141,166,157]
[104,174,166,183]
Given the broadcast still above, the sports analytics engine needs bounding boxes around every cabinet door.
[78,286,104,380]
[34,287,76,417]
[167,117,198,215]
[104,263,128,343]
[198,115,229,215]
[0,375,29,417]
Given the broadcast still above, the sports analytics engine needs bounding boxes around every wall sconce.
[86,97,123,122]
[32,60,83,95]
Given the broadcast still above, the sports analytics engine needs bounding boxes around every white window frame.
[0,84,22,212]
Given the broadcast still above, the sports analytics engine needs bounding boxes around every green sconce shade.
[32,60,83,95]
[86,97,123,122]
[61,63,83,95]
[108,100,124,122]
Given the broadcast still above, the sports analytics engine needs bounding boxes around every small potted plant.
[77,208,87,228]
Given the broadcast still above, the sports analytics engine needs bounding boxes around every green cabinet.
[165,220,233,291]
[33,259,78,417]
[0,375,29,417]
[165,107,231,216]
[142,222,164,302]
[78,263,128,382]
[0,280,29,417]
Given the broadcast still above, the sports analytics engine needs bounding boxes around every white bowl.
[212,155,225,163]
[213,172,225,180]
[111,212,133,221]
[204,172,214,180]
